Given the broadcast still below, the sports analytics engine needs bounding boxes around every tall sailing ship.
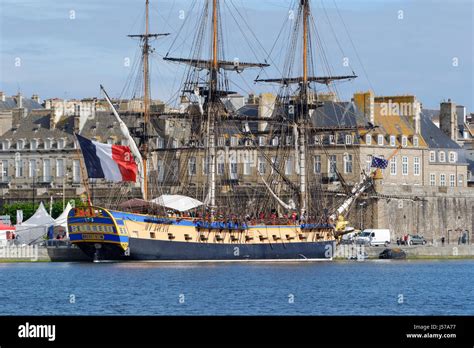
[68,0,375,261]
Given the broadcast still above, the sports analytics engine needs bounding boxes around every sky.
[0,0,473,111]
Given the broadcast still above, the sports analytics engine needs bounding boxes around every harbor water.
[0,260,473,315]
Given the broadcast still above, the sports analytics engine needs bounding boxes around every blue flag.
[371,156,388,169]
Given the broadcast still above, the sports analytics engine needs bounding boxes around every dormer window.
[258,136,266,146]
[314,135,322,145]
[31,139,38,150]
[286,136,292,145]
[389,135,396,147]
[365,134,372,145]
[413,136,419,147]
[401,136,408,147]
[44,139,52,150]
[449,151,456,163]
[217,136,225,147]
[57,138,65,149]
[429,151,436,162]
[2,140,10,151]
[329,135,335,145]
[106,138,114,145]
[272,137,279,146]
[345,134,353,145]
[439,151,446,162]
[377,135,384,146]
[17,140,25,150]
[230,136,239,147]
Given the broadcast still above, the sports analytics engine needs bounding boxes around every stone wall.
[358,185,474,244]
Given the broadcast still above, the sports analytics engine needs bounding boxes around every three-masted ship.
[68,0,373,261]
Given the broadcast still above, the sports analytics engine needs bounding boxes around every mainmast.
[298,0,310,218]
[128,0,169,201]
[207,0,219,212]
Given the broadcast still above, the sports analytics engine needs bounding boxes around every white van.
[355,229,391,247]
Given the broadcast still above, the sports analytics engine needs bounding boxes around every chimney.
[16,93,23,109]
[439,100,457,141]
[0,91,5,102]
[31,94,40,104]
[49,112,55,129]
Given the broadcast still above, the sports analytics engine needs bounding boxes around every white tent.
[15,202,55,244]
[151,195,203,212]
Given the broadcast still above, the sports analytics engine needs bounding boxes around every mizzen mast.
[128,0,169,201]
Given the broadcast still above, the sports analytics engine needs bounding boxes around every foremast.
[128,0,169,200]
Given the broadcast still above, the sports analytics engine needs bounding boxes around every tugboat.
[68,0,374,261]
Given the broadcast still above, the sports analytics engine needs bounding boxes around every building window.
[458,174,464,186]
[286,136,292,146]
[439,151,446,162]
[44,139,52,150]
[258,157,266,175]
[314,135,322,145]
[2,140,10,151]
[440,174,446,187]
[188,157,196,176]
[329,135,335,145]
[448,152,456,163]
[15,159,23,178]
[258,136,266,146]
[217,159,224,176]
[413,136,419,147]
[56,159,64,177]
[429,151,436,162]
[58,138,66,149]
[345,135,352,145]
[390,156,397,176]
[450,174,455,187]
[413,157,420,176]
[73,160,81,183]
[43,159,51,182]
[31,139,38,150]
[29,160,37,178]
[365,134,372,145]
[344,154,353,174]
[157,160,164,182]
[285,157,293,175]
[402,156,408,175]
[272,137,279,146]
[171,139,178,148]
[243,157,251,176]
[366,155,372,172]
[1,160,8,181]
[217,137,225,147]
[377,135,384,146]
[313,155,321,174]
[328,155,337,175]
[401,136,408,147]
[230,136,239,147]
[202,158,209,175]
[17,140,25,150]
[390,135,396,147]
[429,173,436,186]
[230,159,238,180]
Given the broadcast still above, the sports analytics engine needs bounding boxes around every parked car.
[409,235,427,245]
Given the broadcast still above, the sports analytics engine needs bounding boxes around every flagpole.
[73,135,93,208]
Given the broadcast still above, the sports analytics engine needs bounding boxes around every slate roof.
[0,97,43,111]
[420,111,462,149]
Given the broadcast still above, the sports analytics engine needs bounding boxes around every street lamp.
[32,167,40,208]
[63,173,69,210]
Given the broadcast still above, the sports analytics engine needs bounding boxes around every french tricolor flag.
[76,134,138,182]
